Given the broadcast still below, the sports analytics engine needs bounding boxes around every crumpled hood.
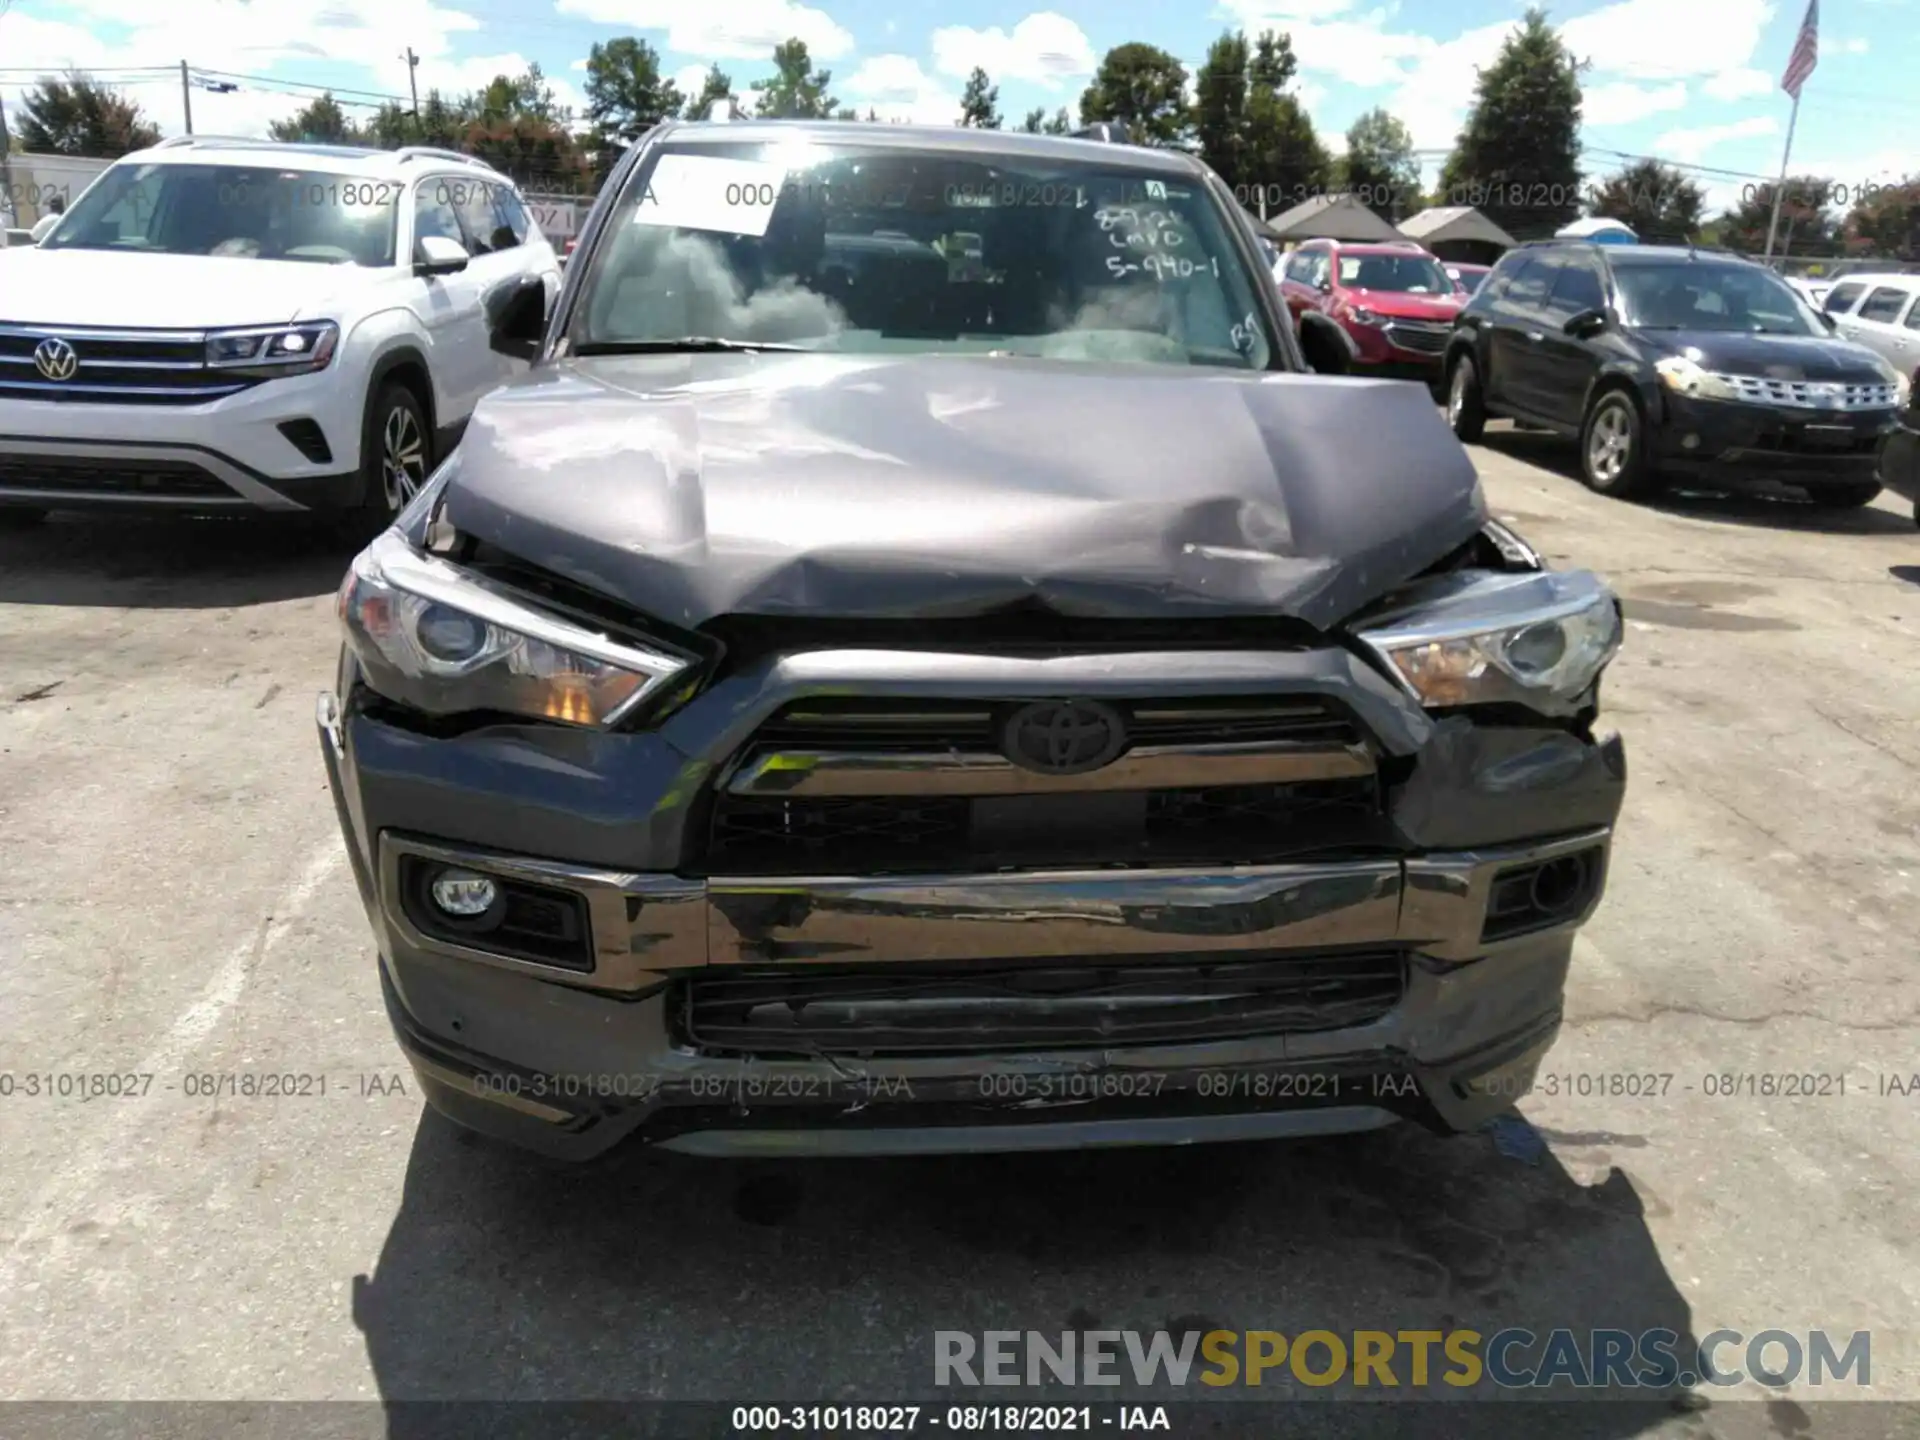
[1635,328,1892,381]
[441,353,1486,633]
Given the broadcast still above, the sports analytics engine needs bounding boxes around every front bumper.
[1652,394,1897,487]
[0,366,364,512]
[318,642,1628,1161]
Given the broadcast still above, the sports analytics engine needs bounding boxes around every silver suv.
[1823,274,1920,384]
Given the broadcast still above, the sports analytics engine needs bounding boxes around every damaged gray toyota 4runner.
[317,121,1627,1160]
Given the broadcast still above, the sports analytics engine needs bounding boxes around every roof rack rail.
[1073,121,1130,144]
[395,146,498,172]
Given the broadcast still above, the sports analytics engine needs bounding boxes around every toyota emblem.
[1002,700,1127,776]
[33,337,79,382]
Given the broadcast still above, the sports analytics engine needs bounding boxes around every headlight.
[1348,305,1380,326]
[206,321,339,376]
[1654,354,1743,401]
[338,529,692,728]
[1355,568,1622,712]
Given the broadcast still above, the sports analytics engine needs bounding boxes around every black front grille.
[0,454,234,499]
[675,952,1407,1057]
[755,696,1364,751]
[1383,322,1449,355]
[703,778,1384,875]
[698,696,1384,875]
[0,325,253,406]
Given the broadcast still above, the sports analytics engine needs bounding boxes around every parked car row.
[1439,240,1915,522]
[1257,230,1917,524]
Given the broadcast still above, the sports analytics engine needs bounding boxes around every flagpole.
[1761,90,1801,263]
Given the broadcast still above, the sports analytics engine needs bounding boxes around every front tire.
[1447,355,1487,442]
[359,383,432,527]
[1579,391,1655,499]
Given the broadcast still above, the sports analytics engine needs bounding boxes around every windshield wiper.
[572,337,811,356]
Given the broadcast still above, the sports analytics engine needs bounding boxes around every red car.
[1278,239,1463,383]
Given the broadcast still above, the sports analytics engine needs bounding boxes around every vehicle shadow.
[0,513,358,609]
[353,1110,1700,1438]
[1476,429,1918,537]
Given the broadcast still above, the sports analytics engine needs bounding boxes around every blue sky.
[4,0,1914,212]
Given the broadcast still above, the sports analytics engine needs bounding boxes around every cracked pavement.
[1,420,1917,1429]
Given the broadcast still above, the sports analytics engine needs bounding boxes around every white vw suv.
[0,137,561,526]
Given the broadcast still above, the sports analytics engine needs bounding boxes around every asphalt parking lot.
[2,425,1918,1432]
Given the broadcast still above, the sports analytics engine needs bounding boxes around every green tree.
[684,65,735,120]
[753,39,837,119]
[360,102,421,149]
[1078,43,1188,147]
[1438,7,1584,239]
[267,93,360,144]
[470,64,566,126]
[584,37,683,146]
[1338,107,1420,220]
[1020,107,1045,133]
[1845,176,1920,256]
[1242,32,1326,213]
[15,73,162,157]
[1588,158,1704,241]
[959,66,1001,128]
[1715,175,1840,255]
[1192,31,1252,188]
[415,90,463,147]
[1043,107,1073,135]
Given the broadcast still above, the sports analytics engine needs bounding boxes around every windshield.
[572,141,1275,369]
[41,163,400,267]
[1339,252,1450,295]
[1613,261,1821,335]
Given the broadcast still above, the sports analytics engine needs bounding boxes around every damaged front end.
[320,467,1628,1159]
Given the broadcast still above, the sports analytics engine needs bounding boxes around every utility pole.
[404,48,420,118]
[180,60,193,135]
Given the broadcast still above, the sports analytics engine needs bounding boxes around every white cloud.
[1652,115,1777,163]
[1583,80,1689,127]
[671,63,710,97]
[842,54,957,124]
[552,0,855,62]
[1560,0,1774,81]
[1702,68,1775,100]
[930,13,1096,88]
[1836,37,1870,53]
[1380,19,1524,152]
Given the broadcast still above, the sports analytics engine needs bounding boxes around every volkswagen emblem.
[1002,700,1126,776]
[33,337,79,382]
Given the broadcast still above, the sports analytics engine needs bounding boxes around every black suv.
[318,120,1628,1161]
[1443,241,1909,507]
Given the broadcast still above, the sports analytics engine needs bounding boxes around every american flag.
[1782,0,1819,98]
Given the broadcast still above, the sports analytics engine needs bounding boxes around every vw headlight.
[1654,354,1743,402]
[338,529,692,728]
[206,321,339,376]
[1355,568,1622,712]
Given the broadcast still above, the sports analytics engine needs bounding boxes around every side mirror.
[1314,277,1333,293]
[488,274,547,360]
[415,235,470,277]
[1816,309,1838,332]
[1564,308,1607,338]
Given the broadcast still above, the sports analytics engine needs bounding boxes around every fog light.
[430,868,498,917]
[1681,433,1700,450]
